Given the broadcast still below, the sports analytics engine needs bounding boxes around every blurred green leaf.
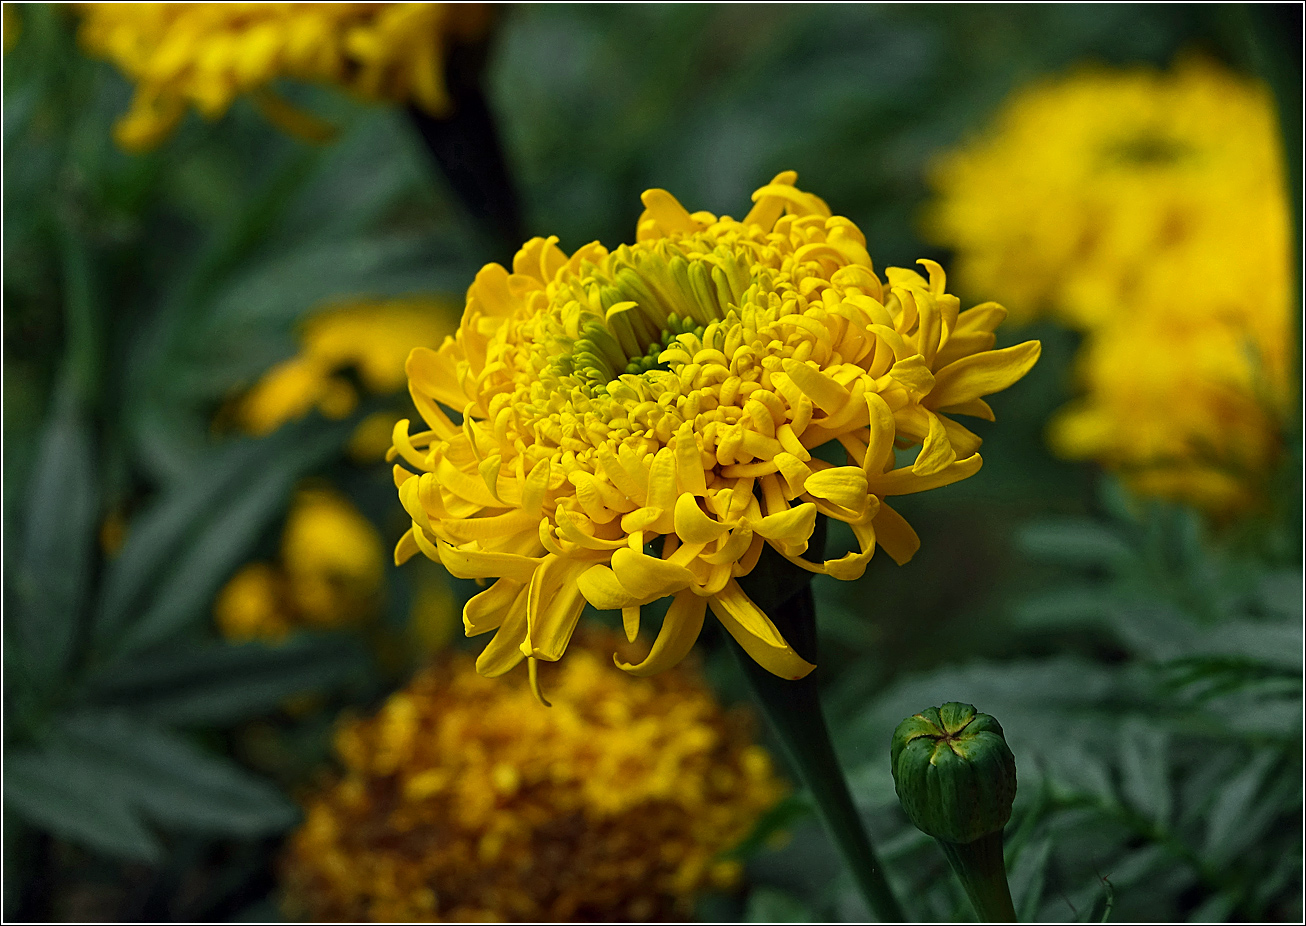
[12,386,97,689]
[1017,519,1134,570]
[1117,721,1171,828]
[95,415,356,658]
[58,711,296,837]
[1007,836,1050,923]
[3,744,160,863]
[745,886,814,923]
[81,636,370,726]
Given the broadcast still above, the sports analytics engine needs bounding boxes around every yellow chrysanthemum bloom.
[391,172,1040,693]
[216,486,384,641]
[280,636,785,921]
[1049,311,1285,517]
[77,3,492,150]
[925,56,1292,333]
[926,57,1292,517]
[237,298,458,447]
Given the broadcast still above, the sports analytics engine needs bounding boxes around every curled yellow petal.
[615,590,706,677]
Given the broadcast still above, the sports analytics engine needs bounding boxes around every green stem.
[936,832,1017,922]
[726,574,906,922]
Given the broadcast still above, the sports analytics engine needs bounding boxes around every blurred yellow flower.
[4,3,19,53]
[237,298,458,445]
[391,172,1039,695]
[925,56,1291,334]
[926,57,1292,517]
[1049,312,1285,518]
[76,3,492,150]
[280,636,785,922]
[216,486,383,641]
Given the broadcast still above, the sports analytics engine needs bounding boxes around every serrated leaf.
[98,416,355,659]
[1007,835,1050,922]
[59,712,296,836]
[12,387,97,687]
[81,636,369,725]
[745,887,812,923]
[1202,750,1277,867]
[1017,519,1134,570]
[1117,721,1171,827]
[3,745,160,862]
[1014,588,1124,629]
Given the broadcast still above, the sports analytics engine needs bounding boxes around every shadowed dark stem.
[732,529,907,922]
[937,832,1017,922]
[407,40,525,259]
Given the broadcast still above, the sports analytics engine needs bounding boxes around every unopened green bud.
[890,702,1016,845]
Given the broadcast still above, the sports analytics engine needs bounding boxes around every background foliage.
[3,3,1300,922]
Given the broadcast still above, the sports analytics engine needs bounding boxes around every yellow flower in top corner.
[925,56,1292,518]
[925,56,1291,334]
[280,634,786,922]
[390,172,1040,695]
[237,297,458,443]
[76,3,493,150]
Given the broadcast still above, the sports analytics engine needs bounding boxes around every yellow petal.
[782,358,851,415]
[610,546,695,599]
[863,393,897,475]
[928,340,1042,409]
[709,586,816,681]
[803,466,869,510]
[872,502,920,566]
[463,578,523,636]
[437,541,541,581]
[615,590,706,677]
[868,453,982,496]
[912,411,957,476]
[622,605,641,642]
[475,586,529,677]
[709,579,788,649]
[640,188,699,234]
[394,527,420,566]
[674,494,729,544]
[522,556,590,661]
[750,502,817,546]
[577,563,639,611]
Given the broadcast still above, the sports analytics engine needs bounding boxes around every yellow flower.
[391,172,1040,694]
[76,3,492,150]
[925,56,1291,334]
[1049,311,1284,519]
[925,57,1292,517]
[282,486,385,629]
[237,298,458,442]
[279,635,786,922]
[215,486,383,641]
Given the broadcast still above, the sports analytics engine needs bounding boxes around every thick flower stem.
[407,41,525,258]
[936,832,1017,922]
[727,571,906,922]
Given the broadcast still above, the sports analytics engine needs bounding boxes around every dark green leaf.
[3,745,160,862]
[12,386,97,687]
[1117,721,1171,828]
[97,415,355,658]
[59,712,296,836]
[81,635,370,726]
[745,887,813,923]
[1017,519,1134,570]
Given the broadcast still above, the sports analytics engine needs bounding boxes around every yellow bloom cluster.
[237,298,457,456]
[391,172,1039,692]
[280,636,785,922]
[926,58,1292,516]
[216,486,384,642]
[77,3,491,150]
